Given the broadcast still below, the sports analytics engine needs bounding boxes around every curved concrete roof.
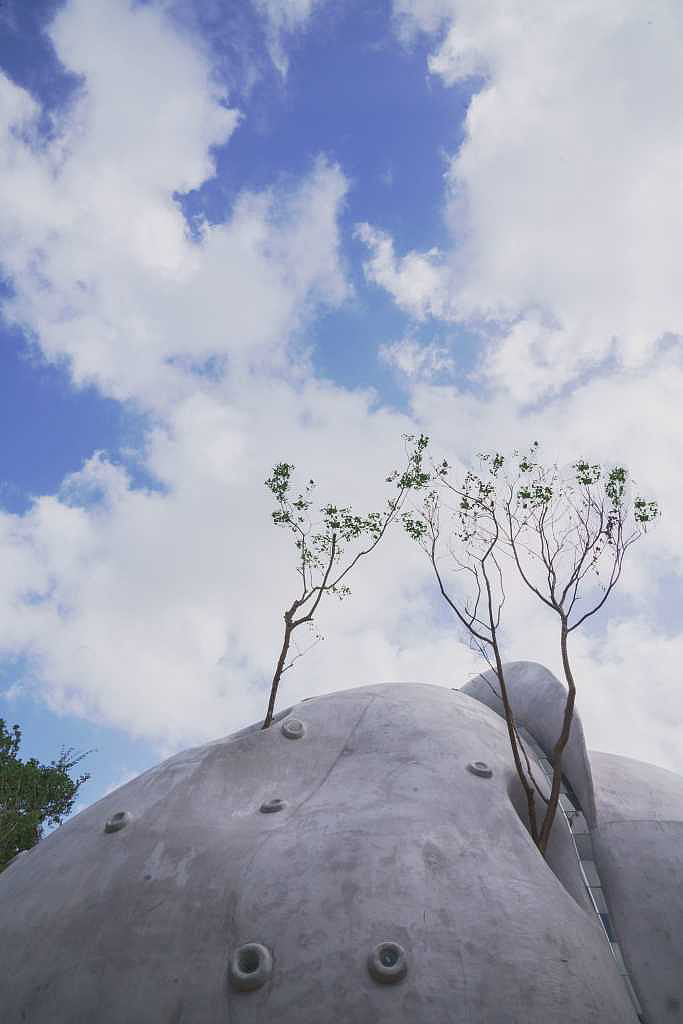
[590,750,683,1023]
[0,679,637,1023]
[591,749,683,824]
[461,661,597,826]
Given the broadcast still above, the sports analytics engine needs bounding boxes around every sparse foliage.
[0,719,92,873]
[400,436,659,855]
[262,436,429,728]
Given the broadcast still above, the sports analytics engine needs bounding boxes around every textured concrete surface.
[0,676,638,1023]
[590,751,683,1022]
[462,661,597,826]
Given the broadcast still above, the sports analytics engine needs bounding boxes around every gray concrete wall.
[590,751,683,1023]
[0,680,637,1023]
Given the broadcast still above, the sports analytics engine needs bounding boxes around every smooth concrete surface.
[505,757,593,914]
[590,751,683,1022]
[462,661,597,826]
[591,750,683,824]
[0,677,637,1023]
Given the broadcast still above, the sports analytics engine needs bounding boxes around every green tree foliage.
[400,437,659,856]
[0,719,91,873]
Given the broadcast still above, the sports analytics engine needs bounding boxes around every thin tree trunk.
[262,612,294,729]
[538,618,576,852]
[492,641,540,846]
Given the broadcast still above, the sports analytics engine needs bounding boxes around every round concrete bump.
[229,942,273,991]
[104,810,131,833]
[281,717,305,739]
[467,760,493,778]
[367,942,408,984]
[259,797,285,814]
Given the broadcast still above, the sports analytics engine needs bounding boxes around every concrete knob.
[260,798,285,813]
[281,718,305,739]
[367,942,408,984]
[229,943,273,991]
[103,810,131,833]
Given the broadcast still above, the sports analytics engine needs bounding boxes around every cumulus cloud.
[374,0,683,402]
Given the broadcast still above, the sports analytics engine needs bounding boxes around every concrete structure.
[1,661,682,1022]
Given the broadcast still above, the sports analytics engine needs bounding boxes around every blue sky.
[1,0,682,818]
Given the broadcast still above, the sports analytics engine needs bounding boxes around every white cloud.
[50,0,237,195]
[0,0,681,785]
[0,0,348,409]
[376,1,683,402]
[379,335,455,382]
[252,0,322,75]
[0,70,39,128]
[0,378,479,749]
[387,1,683,685]
[0,0,365,750]
[576,617,683,773]
[0,0,469,753]
[355,222,451,321]
[393,332,683,771]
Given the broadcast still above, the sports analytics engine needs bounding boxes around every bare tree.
[262,435,429,728]
[401,437,659,855]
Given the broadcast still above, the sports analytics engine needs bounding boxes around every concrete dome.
[1,665,680,1022]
